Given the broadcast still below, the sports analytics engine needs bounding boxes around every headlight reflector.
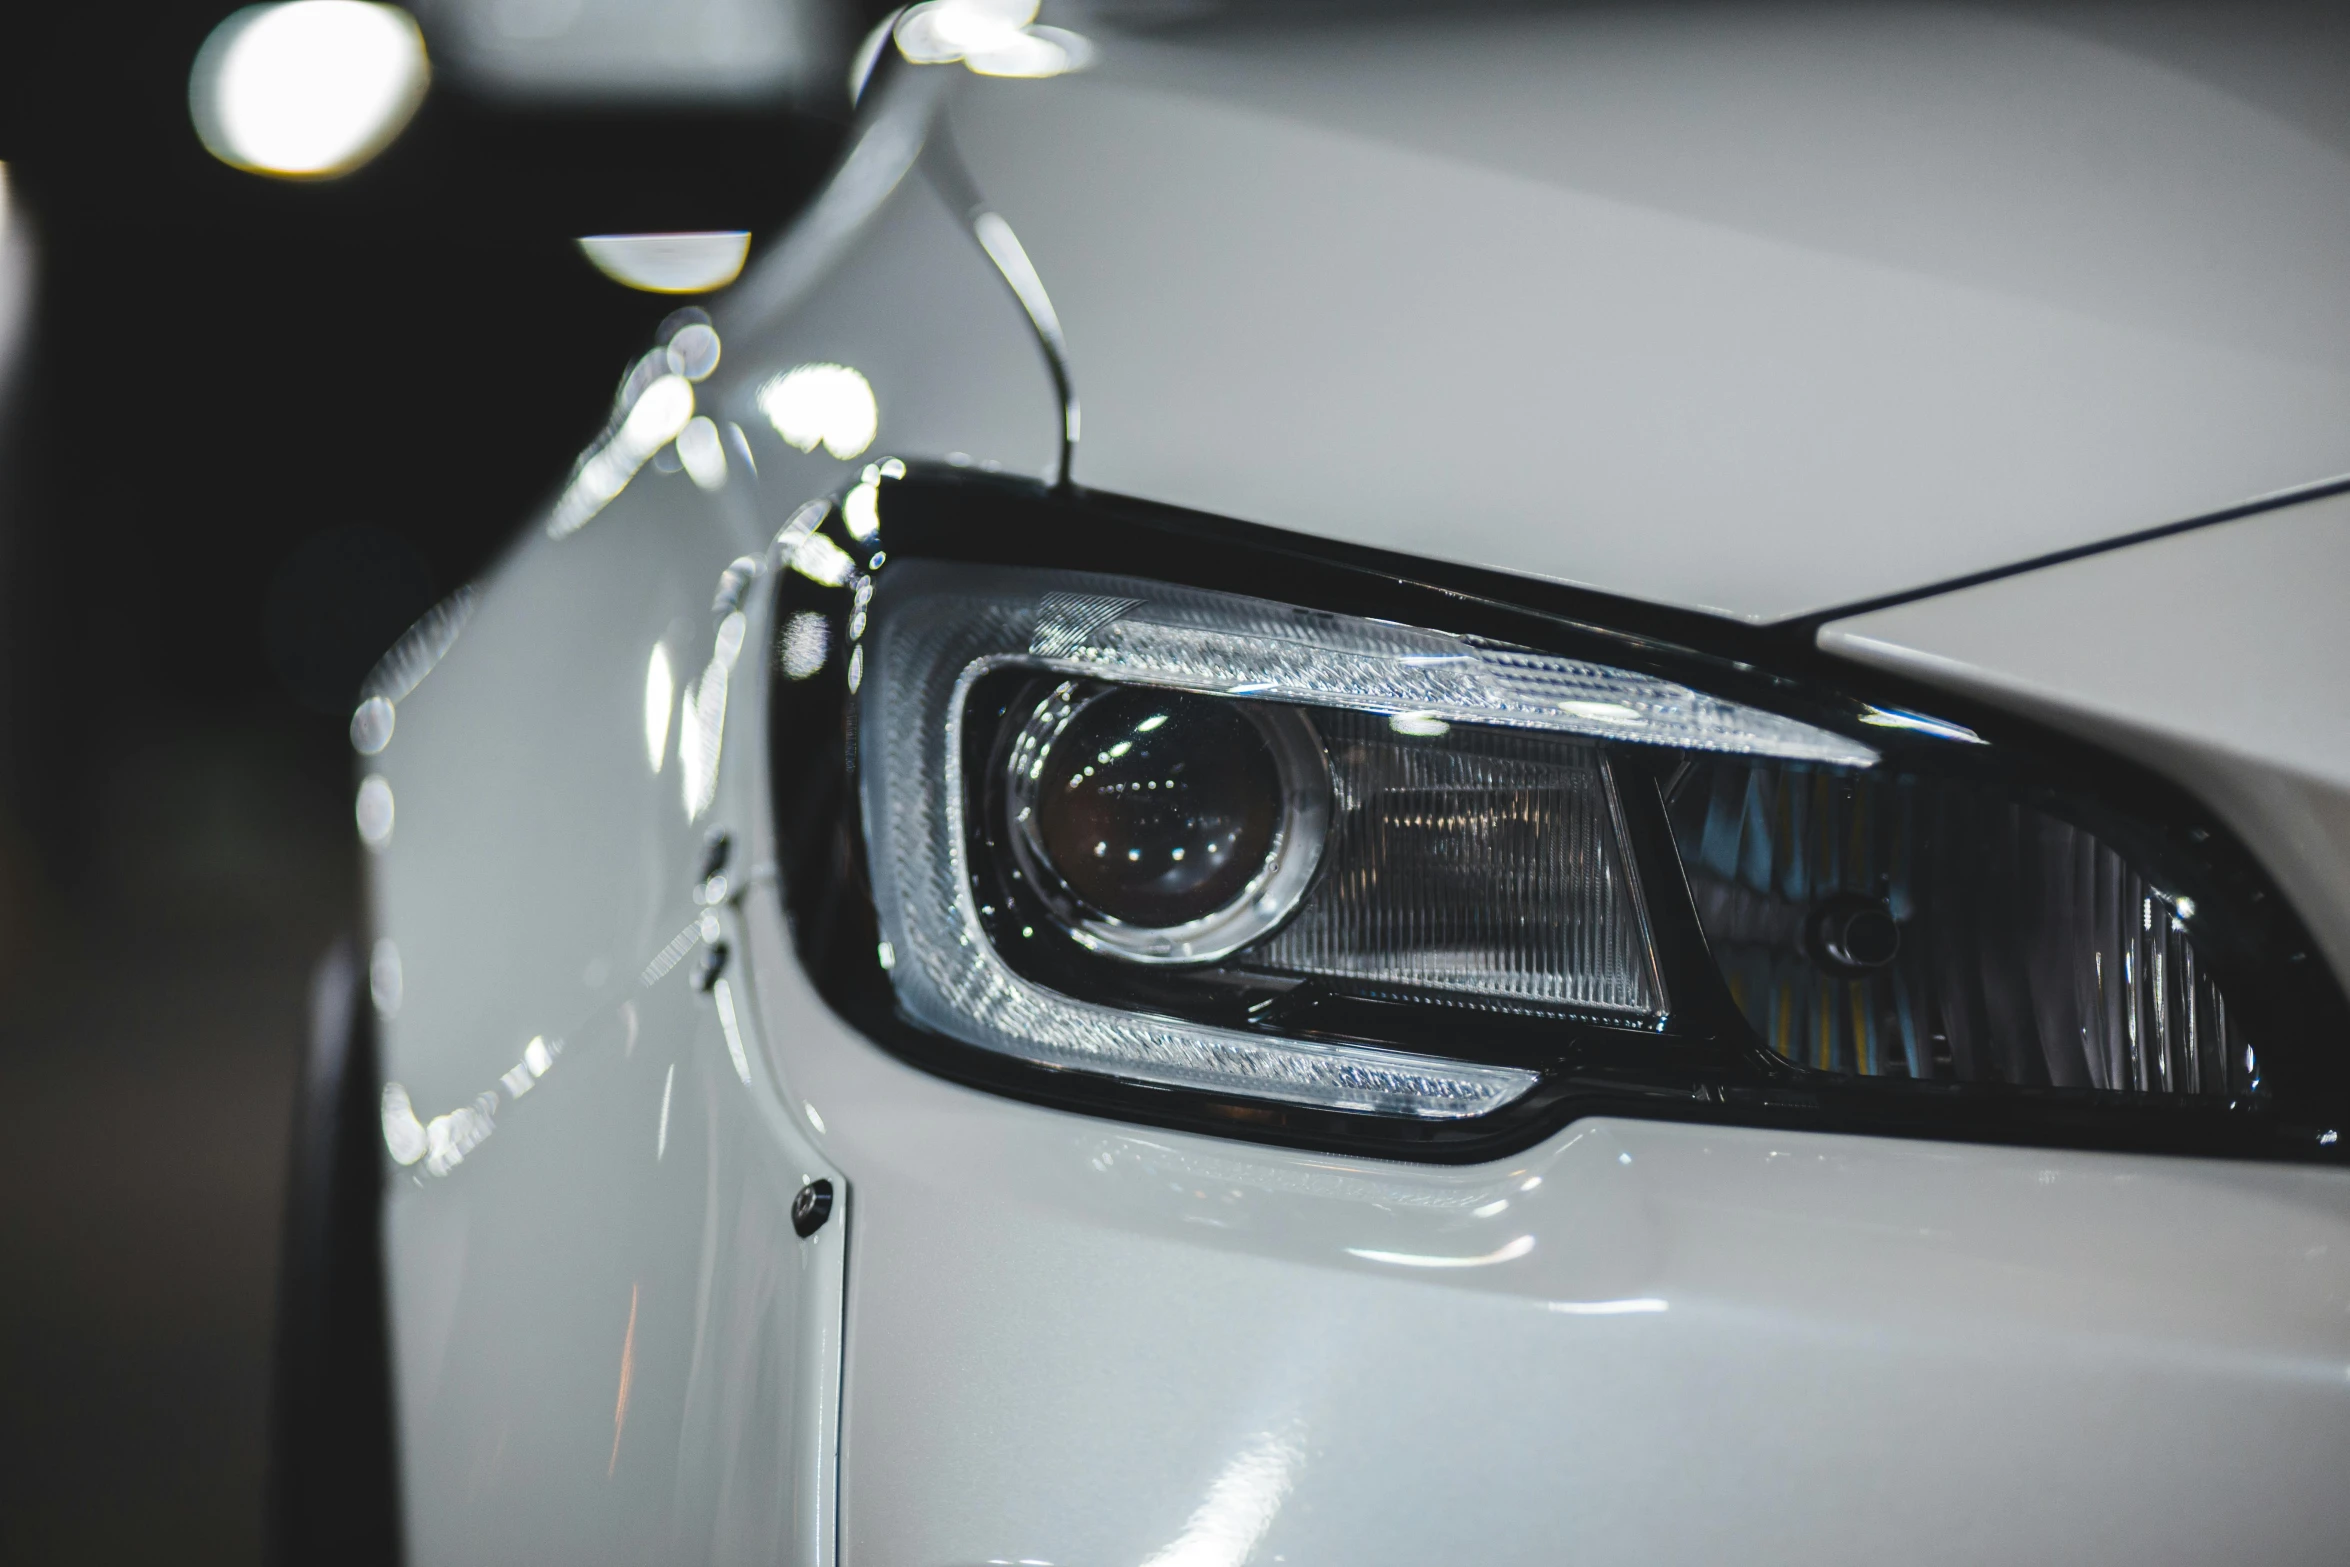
[1672,758,2251,1095]
[1252,711,1663,1018]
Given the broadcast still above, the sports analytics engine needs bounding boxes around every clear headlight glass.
[861,561,1860,1119]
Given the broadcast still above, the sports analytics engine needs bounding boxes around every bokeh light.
[758,361,877,460]
[190,2,431,179]
[576,231,752,293]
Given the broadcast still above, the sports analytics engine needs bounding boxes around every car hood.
[939,2,2350,623]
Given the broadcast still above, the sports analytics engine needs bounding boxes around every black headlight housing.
[768,465,2350,1164]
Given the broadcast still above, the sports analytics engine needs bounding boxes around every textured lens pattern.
[1031,588,1875,765]
[1257,716,1663,1018]
[1671,761,2252,1095]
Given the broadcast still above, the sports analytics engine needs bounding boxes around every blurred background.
[0,2,876,1558]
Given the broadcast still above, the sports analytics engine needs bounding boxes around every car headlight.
[769,467,2350,1161]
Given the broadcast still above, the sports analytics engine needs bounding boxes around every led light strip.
[1030,590,1877,766]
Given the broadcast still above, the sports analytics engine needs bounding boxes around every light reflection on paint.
[722,419,758,477]
[713,974,752,1085]
[643,643,675,773]
[423,1092,498,1176]
[773,496,829,558]
[609,1281,639,1476]
[758,363,877,460]
[1136,1417,1304,1567]
[623,374,695,452]
[385,910,732,1185]
[549,370,696,538]
[667,321,721,379]
[364,585,474,705]
[711,553,762,616]
[350,693,395,754]
[1345,1234,1535,1269]
[1546,1297,1669,1316]
[380,1080,427,1165]
[356,773,394,849]
[677,415,728,491]
[498,1033,562,1098]
[842,473,881,541]
[790,531,857,588]
[657,1061,676,1160]
[370,936,403,1017]
[679,611,748,821]
[641,915,705,987]
[894,0,1092,79]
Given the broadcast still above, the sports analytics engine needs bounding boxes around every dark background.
[0,5,857,1559]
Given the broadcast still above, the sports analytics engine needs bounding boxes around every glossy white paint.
[370,13,2350,1563]
[1822,487,2350,996]
[372,454,849,1562]
[716,66,1058,488]
[945,5,2350,621]
[370,105,1063,1554]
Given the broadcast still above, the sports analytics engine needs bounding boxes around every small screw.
[792,1179,835,1237]
[694,941,729,992]
[700,828,733,884]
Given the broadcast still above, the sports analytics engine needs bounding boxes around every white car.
[299,6,2350,1563]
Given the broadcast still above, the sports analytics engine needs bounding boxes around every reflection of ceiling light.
[191,3,431,179]
[759,364,878,460]
[676,416,729,491]
[577,232,753,294]
[895,0,1092,79]
[643,643,674,773]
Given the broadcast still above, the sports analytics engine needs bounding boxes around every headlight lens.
[771,469,2350,1160]
[1005,680,1328,962]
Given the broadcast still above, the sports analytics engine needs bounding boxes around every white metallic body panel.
[371,147,1057,1563]
[373,464,853,1564]
[947,6,2350,620]
[368,15,2350,1563]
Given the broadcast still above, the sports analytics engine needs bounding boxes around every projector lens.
[1007,680,1328,963]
